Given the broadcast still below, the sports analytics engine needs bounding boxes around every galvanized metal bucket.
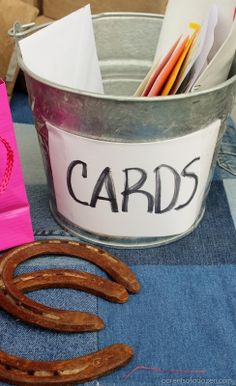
[16,13,236,248]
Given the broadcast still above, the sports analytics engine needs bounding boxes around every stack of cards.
[135,0,236,96]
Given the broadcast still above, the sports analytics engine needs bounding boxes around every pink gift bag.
[0,80,34,251]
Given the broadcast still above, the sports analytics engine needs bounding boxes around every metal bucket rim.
[17,11,236,102]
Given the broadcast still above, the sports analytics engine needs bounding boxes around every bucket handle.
[8,22,51,40]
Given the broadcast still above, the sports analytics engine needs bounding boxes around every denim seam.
[34,229,75,237]
[217,159,236,176]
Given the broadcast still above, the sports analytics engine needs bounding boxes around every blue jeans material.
[217,117,236,177]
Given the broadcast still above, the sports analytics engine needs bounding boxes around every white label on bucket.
[48,120,220,238]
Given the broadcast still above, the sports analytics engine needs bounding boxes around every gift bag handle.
[0,136,14,194]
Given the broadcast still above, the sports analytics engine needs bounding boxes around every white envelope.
[155,0,236,63]
[193,18,236,91]
[19,4,104,94]
[186,4,218,92]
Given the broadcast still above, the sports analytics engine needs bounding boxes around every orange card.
[148,36,189,96]
[162,25,200,96]
[141,36,181,96]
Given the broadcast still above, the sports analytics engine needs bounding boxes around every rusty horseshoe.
[0,344,133,385]
[0,240,140,331]
[0,240,139,385]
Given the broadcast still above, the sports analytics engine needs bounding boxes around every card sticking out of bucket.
[155,0,236,64]
[193,16,236,91]
[136,0,236,96]
[19,4,104,94]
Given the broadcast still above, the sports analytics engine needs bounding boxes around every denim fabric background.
[219,117,236,249]
[218,117,236,177]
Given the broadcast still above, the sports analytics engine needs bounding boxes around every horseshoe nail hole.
[3,290,7,296]
[53,371,59,376]
[86,245,98,252]
[28,370,35,376]
[5,365,12,371]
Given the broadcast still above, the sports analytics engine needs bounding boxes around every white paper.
[155,0,236,64]
[193,18,236,91]
[19,4,104,94]
[48,120,220,238]
[186,5,218,92]
[174,8,215,93]
[208,0,236,60]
